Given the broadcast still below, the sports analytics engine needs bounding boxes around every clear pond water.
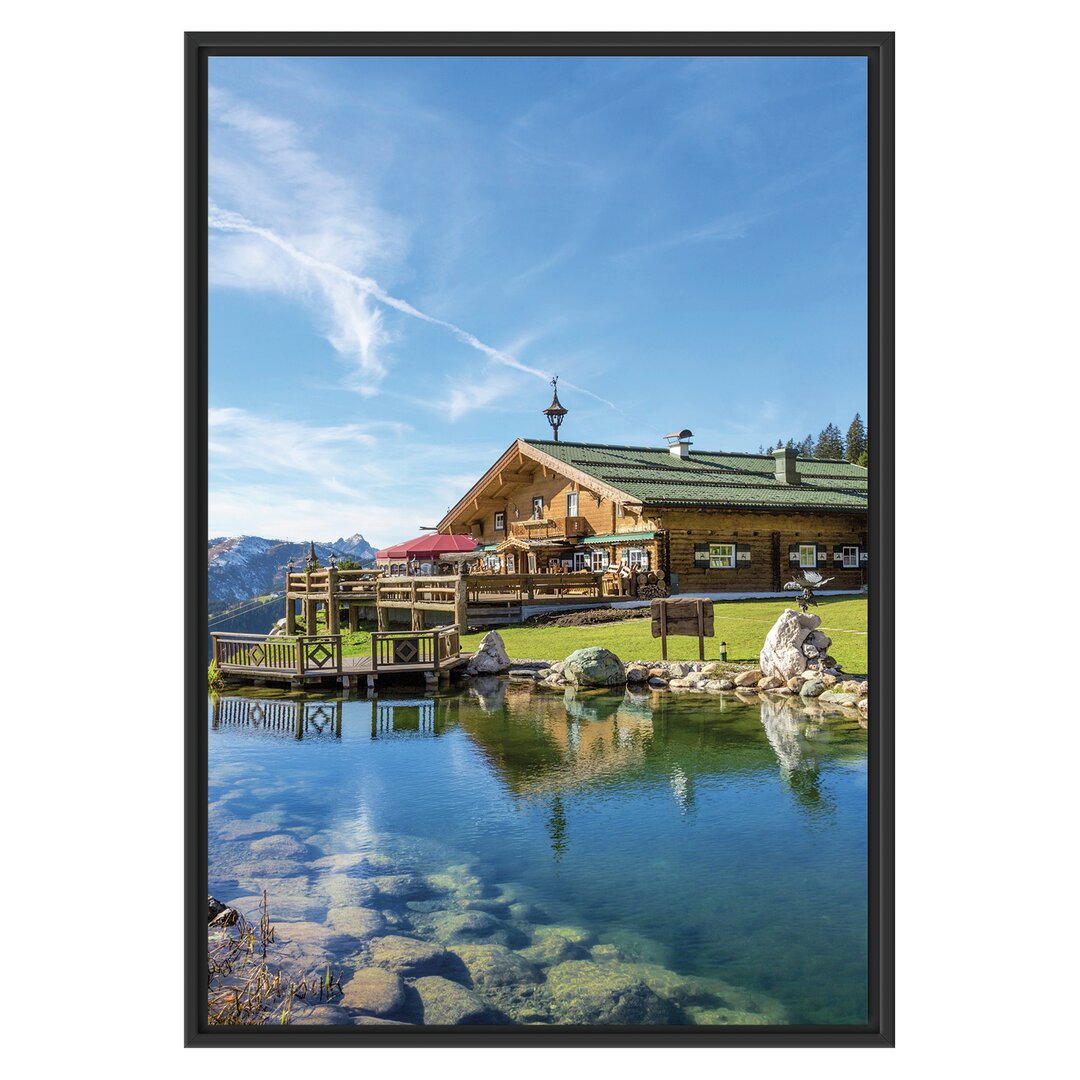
[208,679,867,1026]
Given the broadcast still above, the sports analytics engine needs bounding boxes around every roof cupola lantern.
[543,376,568,441]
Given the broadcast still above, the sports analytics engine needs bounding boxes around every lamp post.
[543,376,568,441]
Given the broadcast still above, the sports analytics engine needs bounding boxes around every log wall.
[655,507,868,592]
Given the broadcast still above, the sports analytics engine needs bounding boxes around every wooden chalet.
[437,431,868,594]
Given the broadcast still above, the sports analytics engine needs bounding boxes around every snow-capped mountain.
[207,533,377,611]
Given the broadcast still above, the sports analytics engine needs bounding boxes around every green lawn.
[331,595,868,675]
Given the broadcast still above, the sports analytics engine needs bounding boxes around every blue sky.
[208,55,867,548]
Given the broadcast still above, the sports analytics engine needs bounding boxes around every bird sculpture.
[783,569,835,613]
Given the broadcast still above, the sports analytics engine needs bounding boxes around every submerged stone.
[370,873,431,901]
[340,967,406,1017]
[368,934,452,977]
[545,960,672,1025]
[412,975,505,1025]
[452,944,542,988]
[429,910,527,947]
[249,833,309,859]
[325,906,387,940]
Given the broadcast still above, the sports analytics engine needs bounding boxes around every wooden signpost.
[651,597,714,660]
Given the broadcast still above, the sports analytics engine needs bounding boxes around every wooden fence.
[211,632,343,676]
[370,624,462,673]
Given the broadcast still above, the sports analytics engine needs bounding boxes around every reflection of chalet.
[438,432,868,593]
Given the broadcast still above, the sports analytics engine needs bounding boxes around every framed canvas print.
[186,31,894,1046]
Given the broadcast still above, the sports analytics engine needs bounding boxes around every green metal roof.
[524,439,867,512]
[583,530,656,545]
[479,543,497,551]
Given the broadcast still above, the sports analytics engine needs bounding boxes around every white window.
[494,511,505,532]
[532,496,544,519]
[709,542,736,569]
[799,544,817,568]
[484,555,499,569]
[573,551,588,572]
[592,550,610,572]
[616,503,624,517]
[842,545,860,569]
[624,547,648,570]
[566,491,578,517]
[506,553,516,573]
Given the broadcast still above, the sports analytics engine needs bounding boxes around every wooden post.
[285,598,296,635]
[348,604,360,632]
[327,565,340,634]
[660,602,668,661]
[454,577,468,633]
[696,601,705,661]
[295,638,304,677]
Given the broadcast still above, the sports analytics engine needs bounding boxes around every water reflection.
[208,683,868,1025]
[211,696,343,741]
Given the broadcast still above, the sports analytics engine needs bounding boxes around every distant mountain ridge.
[207,533,378,611]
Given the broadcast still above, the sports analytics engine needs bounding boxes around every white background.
[2,1,1075,1074]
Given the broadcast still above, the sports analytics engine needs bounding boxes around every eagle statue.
[783,569,835,613]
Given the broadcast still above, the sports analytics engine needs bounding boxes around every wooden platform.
[212,627,470,690]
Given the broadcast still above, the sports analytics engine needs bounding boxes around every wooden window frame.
[566,491,578,517]
[709,542,736,569]
[798,543,817,568]
[531,496,544,519]
[592,549,610,572]
[624,546,648,570]
[494,511,505,532]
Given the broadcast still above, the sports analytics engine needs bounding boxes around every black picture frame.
[185,30,894,1047]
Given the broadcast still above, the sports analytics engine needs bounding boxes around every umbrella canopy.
[375,533,478,562]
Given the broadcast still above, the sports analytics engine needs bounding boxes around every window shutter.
[833,547,844,565]
[788,544,800,564]
[736,543,752,567]
[817,547,828,567]
[693,544,710,566]
[860,550,869,564]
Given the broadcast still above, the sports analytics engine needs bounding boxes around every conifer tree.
[846,413,867,463]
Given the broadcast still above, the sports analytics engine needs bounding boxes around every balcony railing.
[507,516,592,539]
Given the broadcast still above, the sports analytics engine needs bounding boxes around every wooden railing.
[211,632,343,676]
[375,575,459,611]
[285,568,382,598]
[370,624,461,673]
[465,572,604,603]
[507,517,593,540]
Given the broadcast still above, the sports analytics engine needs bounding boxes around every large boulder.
[760,609,827,682]
[466,631,511,675]
[563,648,626,687]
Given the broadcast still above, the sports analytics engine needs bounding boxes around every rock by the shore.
[412,975,505,1025]
[625,664,650,683]
[734,669,762,687]
[800,678,826,699]
[563,647,626,687]
[249,833,308,859]
[340,967,406,1017]
[207,896,238,927]
[760,609,823,681]
[465,631,511,675]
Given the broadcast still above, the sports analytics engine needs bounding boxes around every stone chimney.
[772,446,799,484]
[665,429,693,458]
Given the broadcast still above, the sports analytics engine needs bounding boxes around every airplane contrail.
[208,204,631,418]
